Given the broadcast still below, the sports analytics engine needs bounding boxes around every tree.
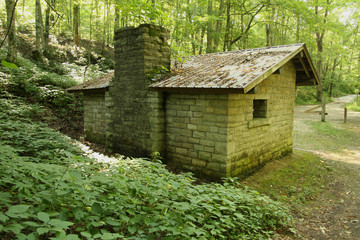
[44,0,52,52]
[5,0,17,62]
[314,0,330,103]
[35,0,45,54]
[223,0,269,51]
[73,2,80,46]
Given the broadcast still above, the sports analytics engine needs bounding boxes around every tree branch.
[229,3,267,46]
[0,0,19,50]
[43,0,63,19]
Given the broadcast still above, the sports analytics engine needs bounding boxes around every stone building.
[68,71,113,144]
[68,24,319,179]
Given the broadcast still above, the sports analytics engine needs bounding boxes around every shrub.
[0,97,292,240]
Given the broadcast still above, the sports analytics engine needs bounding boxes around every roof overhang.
[243,44,319,93]
[150,44,319,93]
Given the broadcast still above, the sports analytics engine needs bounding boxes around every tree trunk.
[90,0,94,41]
[223,0,231,51]
[44,3,50,52]
[328,57,339,98]
[314,0,329,102]
[5,0,17,62]
[101,0,106,53]
[114,3,120,33]
[199,26,206,54]
[206,0,214,53]
[73,3,80,46]
[266,3,275,47]
[69,0,73,30]
[214,0,225,51]
[296,15,300,42]
[35,0,44,52]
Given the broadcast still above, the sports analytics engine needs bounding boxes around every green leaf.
[37,212,50,223]
[0,213,9,222]
[0,192,12,203]
[6,205,31,218]
[65,234,81,240]
[100,232,122,240]
[23,221,41,227]
[128,225,137,234]
[69,170,82,180]
[91,202,102,214]
[72,207,85,220]
[80,231,92,238]
[37,227,51,235]
[91,221,104,227]
[48,219,74,229]
[1,60,18,69]
[3,223,24,234]
[106,219,121,226]
[0,224,3,231]
[16,233,36,240]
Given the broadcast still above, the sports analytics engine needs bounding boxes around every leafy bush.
[0,97,292,240]
[295,86,319,105]
[98,58,114,71]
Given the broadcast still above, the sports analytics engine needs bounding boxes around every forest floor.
[249,95,360,239]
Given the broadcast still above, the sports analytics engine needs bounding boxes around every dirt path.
[294,95,360,164]
[293,95,360,239]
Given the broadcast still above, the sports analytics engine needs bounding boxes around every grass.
[294,121,360,152]
[242,151,333,211]
[346,97,360,112]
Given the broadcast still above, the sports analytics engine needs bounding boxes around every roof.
[151,43,319,93]
[67,71,113,92]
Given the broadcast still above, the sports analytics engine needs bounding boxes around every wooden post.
[321,94,326,122]
[344,107,347,123]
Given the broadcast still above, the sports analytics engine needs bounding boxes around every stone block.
[192,159,207,167]
[193,131,205,139]
[199,151,211,161]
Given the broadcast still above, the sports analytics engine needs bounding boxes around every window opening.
[253,99,267,118]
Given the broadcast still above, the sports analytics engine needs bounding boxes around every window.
[253,99,267,118]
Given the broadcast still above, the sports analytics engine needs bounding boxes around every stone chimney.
[106,24,170,157]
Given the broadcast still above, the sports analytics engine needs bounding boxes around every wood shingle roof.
[151,43,318,93]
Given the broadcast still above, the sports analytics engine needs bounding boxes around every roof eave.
[67,87,109,93]
[243,44,305,93]
[301,44,320,85]
[150,87,245,94]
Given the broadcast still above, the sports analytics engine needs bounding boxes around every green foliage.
[98,58,115,72]
[0,97,292,239]
[295,87,319,105]
[1,60,18,69]
[346,97,360,112]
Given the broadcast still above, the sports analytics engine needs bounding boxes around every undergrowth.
[346,97,360,112]
[0,97,293,239]
[0,48,85,139]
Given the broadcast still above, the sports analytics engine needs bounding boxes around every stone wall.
[106,24,170,157]
[227,61,296,177]
[166,61,296,179]
[166,93,229,179]
[83,92,107,144]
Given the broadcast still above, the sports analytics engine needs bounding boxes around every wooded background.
[2,0,360,99]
